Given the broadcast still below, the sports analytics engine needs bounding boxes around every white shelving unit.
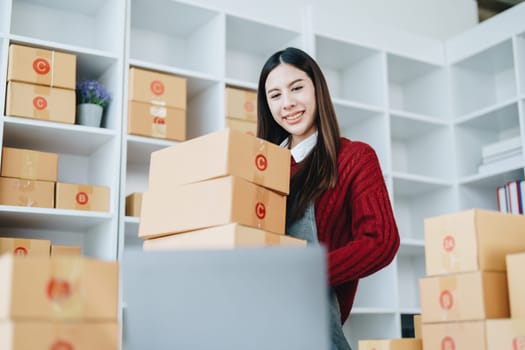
[2,0,525,347]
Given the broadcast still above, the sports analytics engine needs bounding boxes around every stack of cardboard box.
[420,209,525,349]
[0,236,82,257]
[128,67,187,141]
[138,128,306,250]
[5,44,76,124]
[0,254,119,349]
[225,86,257,136]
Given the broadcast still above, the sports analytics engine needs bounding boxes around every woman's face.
[265,63,317,148]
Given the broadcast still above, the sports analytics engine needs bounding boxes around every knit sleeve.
[327,143,400,287]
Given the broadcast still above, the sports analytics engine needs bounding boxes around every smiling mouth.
[283,111,304,121]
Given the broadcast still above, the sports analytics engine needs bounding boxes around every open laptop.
[122,246,330,350]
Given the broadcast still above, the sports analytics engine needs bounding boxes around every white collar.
[279,131,318,162]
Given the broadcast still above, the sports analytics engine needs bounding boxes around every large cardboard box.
[0,177,55,208]
[0,321,119,350]
[485,318,525,350]
[0,255,119,321]
[358,338,422,350]
[0,237,50,257]
[50,245,82,256]
[424,209,525,276]
[139,176,287,239]
[225,86,257,122]
[7,44,76,89]
[128,100,186,141]
[55,183,110,212]
[5,81,75,124]
[143,223,306,250]
[125,192,143,217]
[1,147,58,182]
[148,128,290,195]
[128,67,186,109]
[507,252,525,318]
[419,271,509,323]
[226,117,257,136]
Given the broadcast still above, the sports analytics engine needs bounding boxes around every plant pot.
[76,103,103,127]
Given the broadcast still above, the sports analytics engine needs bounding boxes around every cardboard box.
[485,318,525,350]
[5,81,75,124]
[225,87,257,122]
[128,100,186,141]
[55,183,110,212]
[1,147,58,182]
[7,44,76,89]
[148,128,291,195]
[424,209,525,276]
[0,321,119,350]
[125,192,143,217]
[0,255,119,321]
[507,252,525,318]
[139,176,287,239]
[358,338,422,350]
[128,67,186,109]
[50,245,82,256]
[419,271,509,323]
[0,177,55,208]
[0,237,50,257]
[226,117,257,136]
[414,314,422,338]
[143,223,306,250]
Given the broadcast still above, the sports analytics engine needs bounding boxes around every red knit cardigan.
[291,138,400,323]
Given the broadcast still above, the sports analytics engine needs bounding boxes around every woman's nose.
[282,92,296,110]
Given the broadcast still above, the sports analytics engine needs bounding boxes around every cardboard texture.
[0,177,55,208]
[139,176,287,239]
[128,67,186,109]
[7,44,76,89]
[0,255,118,321]
[0,321,119,350]
[419,271,509,323]
[55,183,110,212]
[143,223,306,250]
[50,245,82,257]
[125,192,143,217]
[128,100,186,141]
[1,147,58,182]
[414,314,422,338]
[0,237,50,257]
[148,128,291,195]
[507,252,525,318]
[226,117,257,136]
[424,209,525,276]
[358,338,422,350]
[6,81,75,124]
[225,87,257,121]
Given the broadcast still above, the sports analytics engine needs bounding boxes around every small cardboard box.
[148,128,290,195]
[7,44,76,89]
[5,81,75,124]
[225,87,257,122]
[128,67,186,109]
[507,252,525,318]
[143,223,306,250]
[0,321,119,350]
[55,183,110,212]
[0,255,119,321]
[139,176,287,239]
[1,147,58,182]
[226,117,257,136]
[0,237,50,257]
[424,209,525,276]
[419,271,509,323]
[128,100,186,141]
[125,192,143,217]
[50,245,82,256]
[0,177,55,208]
[358,338,422,350]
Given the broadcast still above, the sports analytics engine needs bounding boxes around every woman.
[257,47,400,349]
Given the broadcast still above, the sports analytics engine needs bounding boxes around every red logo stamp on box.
[255,154,267,171]
[244,100,254,113]
[76,192,89,205]
[255,202,266,219]
[443,235,455,252]
[441,336,455,350]
[46,278,72,302]
[33,58,50,75]
[440,290,454,310]
[150,80,165,96]
[50,340,73,350]
[14,247,28,256]
[513,336,525,350]
[33,96,48,110]
[153,117,166,125]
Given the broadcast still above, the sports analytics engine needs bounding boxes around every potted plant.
[76,79,111,127]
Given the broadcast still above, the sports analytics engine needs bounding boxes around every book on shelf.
[482,147,522,165]
[497,179,525,214]
[481,136,522,159]
[497,185,508,213]
[478,153,524,174]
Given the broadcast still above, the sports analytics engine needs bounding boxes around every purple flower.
[76,80,111,108]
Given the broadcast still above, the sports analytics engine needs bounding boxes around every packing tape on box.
[10,179,35,192]
[48,258,84,319]
[150,104,167,138]
[74,185,94,210]
[34,49,56,87]
[252,183,270,230]
[22,152,39,179]
[32,84,51,120]
[439,275,460,321]
[252,138,269,186]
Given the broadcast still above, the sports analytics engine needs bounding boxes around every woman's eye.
[269,93,281,99]
[292,85,303,92]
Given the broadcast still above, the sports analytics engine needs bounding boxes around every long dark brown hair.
[257,47,341,223]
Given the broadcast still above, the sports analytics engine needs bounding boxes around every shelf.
[225,78,258,91]
[392,173,452,196]
[398,238,425,256]
[350,308,398,315]
[517,33,525,95]
[126,135,178,166]
[456,97,518,124]
[389,109,448,125]
[459,166,524,187]
[397,254,425,310]
[353,263,397,310]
